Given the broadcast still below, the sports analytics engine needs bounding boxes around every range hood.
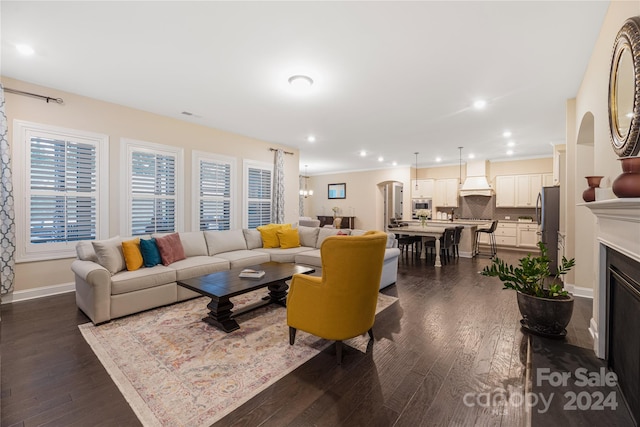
[459,160,494,197]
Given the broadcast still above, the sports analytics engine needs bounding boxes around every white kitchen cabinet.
[411,179,434,199]
[434,178,459,207]
[517,223,540,248]
[515,174,542,207]
[495,222,517,246]
[495,176,516,207]
[543,173,555,187]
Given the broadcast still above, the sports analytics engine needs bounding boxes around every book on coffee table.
[239,268,266,278]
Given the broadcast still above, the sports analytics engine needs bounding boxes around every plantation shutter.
[29,137,97,243]
[131,151,176,235]
[247,166,271,228]
[199,159,231,231]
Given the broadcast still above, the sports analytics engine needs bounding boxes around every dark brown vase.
[582,176,603,202]
[612,157,640,198]
[516,291,574,337]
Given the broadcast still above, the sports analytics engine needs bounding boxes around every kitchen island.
[393,220,488,263]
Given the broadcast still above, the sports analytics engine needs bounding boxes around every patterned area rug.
[79,290,398,427]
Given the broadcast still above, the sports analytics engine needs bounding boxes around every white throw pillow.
[91,236,125,275]
[297,226,319,248]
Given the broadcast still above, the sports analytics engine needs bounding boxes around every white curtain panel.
[0,85,16,296]
[272,149,285,224]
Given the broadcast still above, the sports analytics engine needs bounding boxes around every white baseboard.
[566,283,593,299]
[1,282,75,304]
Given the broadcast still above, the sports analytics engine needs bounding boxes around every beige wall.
[306,167,411,230]
[570,1,640,324]
[2,77,299,292]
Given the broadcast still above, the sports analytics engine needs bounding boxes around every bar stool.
[475,220,498,257]
[453,226,464,258]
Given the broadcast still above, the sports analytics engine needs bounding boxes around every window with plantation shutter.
[244,160,272,228]
[193,152,235,231]
[14,121,109,261]
[121,139,184,236]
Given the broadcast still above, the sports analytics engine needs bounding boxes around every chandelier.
[300,165,313,198]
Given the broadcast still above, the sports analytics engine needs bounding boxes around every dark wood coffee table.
[177,261,314,333]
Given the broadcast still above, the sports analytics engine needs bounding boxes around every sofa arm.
[71,260,112,324]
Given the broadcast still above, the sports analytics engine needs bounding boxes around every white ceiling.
[1,1,609,175]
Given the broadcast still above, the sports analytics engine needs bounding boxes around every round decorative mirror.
[608,17,640,157]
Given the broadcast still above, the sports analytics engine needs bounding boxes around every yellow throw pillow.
[257,223,292,248]
[122,238,143,271]
[277,228,301,249]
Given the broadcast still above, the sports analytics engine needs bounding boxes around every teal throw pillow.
[140,238,161,267]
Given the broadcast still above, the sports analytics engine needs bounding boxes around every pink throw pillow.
[155,233,186,266]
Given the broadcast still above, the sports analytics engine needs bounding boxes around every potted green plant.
[481,241,576,337]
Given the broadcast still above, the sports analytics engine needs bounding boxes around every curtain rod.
[4,87,64,104]
[269,148,294,155]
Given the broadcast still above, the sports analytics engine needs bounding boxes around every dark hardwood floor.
[1,249,594,426]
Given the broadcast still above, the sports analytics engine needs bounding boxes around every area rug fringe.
[79,292,397,426]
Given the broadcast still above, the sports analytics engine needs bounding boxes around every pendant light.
[299,165,313,198]
[414,152,419,190]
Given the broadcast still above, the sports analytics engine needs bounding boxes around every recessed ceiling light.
[507,150,514,156]
[360,150,367,157]
[378,156,384,162]
[16,44,34,55]
[435,157,442,162]
[503,130,512,138]
[392,161,397,166]
[307,135,316,143]
[468,153,475,159]
[288,75,313,89]
[507,141,515,147]
[473,99,487,110]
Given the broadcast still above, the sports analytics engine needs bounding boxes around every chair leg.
[289,327,297,345]
[336,341,343,365]
[368,328,374,340]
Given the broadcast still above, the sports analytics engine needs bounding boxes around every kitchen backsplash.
[438,196,537,220]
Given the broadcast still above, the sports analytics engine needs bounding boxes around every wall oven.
[412,199,432,218]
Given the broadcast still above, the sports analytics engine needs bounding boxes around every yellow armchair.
[287,230,388,363]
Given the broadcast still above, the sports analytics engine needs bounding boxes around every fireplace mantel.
[580,198,640,358]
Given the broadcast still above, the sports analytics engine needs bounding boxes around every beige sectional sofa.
[72,226,400,324]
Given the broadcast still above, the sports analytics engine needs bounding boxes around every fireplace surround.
[583,198,640,423]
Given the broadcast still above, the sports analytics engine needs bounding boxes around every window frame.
[243,159,273,229]
[120,138,184,236]
[192,151,237,231]
[13,120,109,262]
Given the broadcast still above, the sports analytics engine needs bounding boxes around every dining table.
[392,224,453,267]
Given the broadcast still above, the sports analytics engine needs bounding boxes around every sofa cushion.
[91,236,125,275]
[166,256,230,281]
[76,241,98,262]
[255,247,315,263]
[315,228,350,248]
[214,250,270,268]
[297,226,319,248]
[277,228,300,249]
[140,238,162,267]
[204,229,248,255]
[294,248,322,267]
[179,231,208,257]
[110,264,177,295]
[156,233,187,266]
[122,238,143,271]
[243,229,262,249]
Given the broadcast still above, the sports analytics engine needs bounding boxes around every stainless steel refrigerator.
[535,186,560,273]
